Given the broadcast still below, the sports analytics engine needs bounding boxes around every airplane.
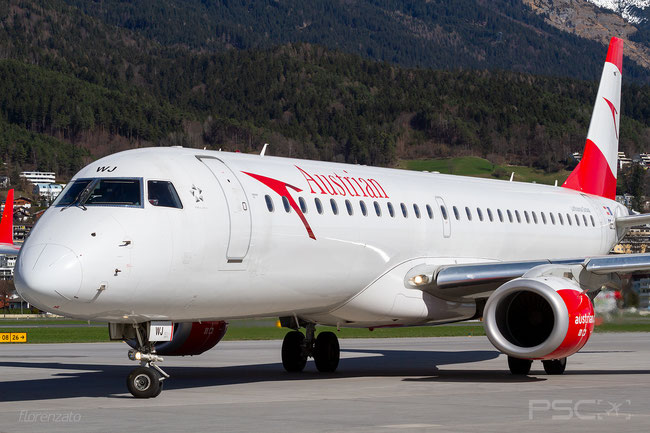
[0,189,20,255]
[13,37,650,398]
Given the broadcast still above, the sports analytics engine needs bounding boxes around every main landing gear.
[281,323,340,373]
[507,356,567,375]
[126,323,169,398]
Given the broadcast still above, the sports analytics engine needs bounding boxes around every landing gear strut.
[281,323,340,373]
[126,323,169,398]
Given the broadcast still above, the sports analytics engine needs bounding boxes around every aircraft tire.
[507,356,532,375]
[127,366,162,398]
[542,357,567,375]
[314,331,340,373]
[282,331,307,372]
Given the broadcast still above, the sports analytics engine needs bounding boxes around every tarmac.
[0,333,649,433]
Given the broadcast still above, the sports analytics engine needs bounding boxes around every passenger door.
[199,157,252,262]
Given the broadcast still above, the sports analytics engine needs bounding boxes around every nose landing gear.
[281,322,340,373]
[125,324,169,398]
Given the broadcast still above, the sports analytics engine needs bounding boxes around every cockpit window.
[54,178,143,208]
[148,180,183,209]
[54,179,94,207]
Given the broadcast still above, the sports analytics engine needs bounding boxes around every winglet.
[0,189,15,245]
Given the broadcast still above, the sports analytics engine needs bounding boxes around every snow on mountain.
[587,0,650,23]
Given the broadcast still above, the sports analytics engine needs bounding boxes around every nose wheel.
[281,323,340,373]
[125,323,169,398]
[127,366,163,398]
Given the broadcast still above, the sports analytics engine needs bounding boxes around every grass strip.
[1,322,649,344]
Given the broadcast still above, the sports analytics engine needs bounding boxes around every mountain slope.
[60,0,650,82]
[524,0,650,70]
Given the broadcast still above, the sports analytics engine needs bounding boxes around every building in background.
[33,183,63,200]
[19,171,56,184]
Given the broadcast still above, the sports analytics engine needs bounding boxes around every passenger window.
[566,213,572,226]
[401,203,408,218]
[360,201,368,216]
[315,198,323,214]
[515,210,521,223]
[558,213,564,225]
[497,209,504,222]
[465,206,472,221]
[487,208,494,222]
[507,210,513,223]
[282,196,291,213]
[477,208,483,222]
[532,211,538,224]
[345,199,353,216]
[299,197,307,213]
[413,204,421,219]
[440,205,448,220]
[550,213,555,225]
[265,195,274,212]
[374,201,382,217]
[148,180,182,208]
[387,202,395,217]
[330,198,339,215]
[541,212,546,224]
[453,206,460,220]
[590,215,595,226]
[426,204,434,219]
[574,214,580,226]
[524,211,530,224]
[583,215,588,226]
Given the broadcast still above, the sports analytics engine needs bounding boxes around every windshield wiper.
[61,181,95,212]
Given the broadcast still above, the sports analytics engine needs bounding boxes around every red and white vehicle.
[13,37,650,398]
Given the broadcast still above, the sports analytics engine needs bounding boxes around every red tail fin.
[562,37,623,200]
[0,189,14,245]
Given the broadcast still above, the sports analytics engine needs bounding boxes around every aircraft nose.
[15,244,83,307]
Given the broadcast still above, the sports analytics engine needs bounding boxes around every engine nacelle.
[126,321,228,356]
[483,276,594,360]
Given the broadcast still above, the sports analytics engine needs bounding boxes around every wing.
[405,253,650,301]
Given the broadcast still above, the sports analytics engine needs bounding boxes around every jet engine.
[126,321,228,356]
[483,276,594,360]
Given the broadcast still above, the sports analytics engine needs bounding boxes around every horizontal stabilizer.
[615,213,650,229]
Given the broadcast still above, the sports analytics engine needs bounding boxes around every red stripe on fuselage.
[562,139,616,200]
[242,171,316,240]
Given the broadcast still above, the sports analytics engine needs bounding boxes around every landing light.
[127,349,143,361]
[408,274,430,286]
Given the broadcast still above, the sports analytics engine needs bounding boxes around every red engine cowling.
[128,321,228,356]
[483,276,594,360]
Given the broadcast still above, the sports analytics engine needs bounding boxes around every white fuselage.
[15,148,626,327]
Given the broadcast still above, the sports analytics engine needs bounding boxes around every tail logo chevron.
[603,97,619,139]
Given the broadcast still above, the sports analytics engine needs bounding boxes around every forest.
[0,0,649,183]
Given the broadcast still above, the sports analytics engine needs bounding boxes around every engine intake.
[484,276,594,360]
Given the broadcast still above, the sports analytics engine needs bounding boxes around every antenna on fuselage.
[260,143,269,157]
[555,180,558,187]
[509,172,514,182]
